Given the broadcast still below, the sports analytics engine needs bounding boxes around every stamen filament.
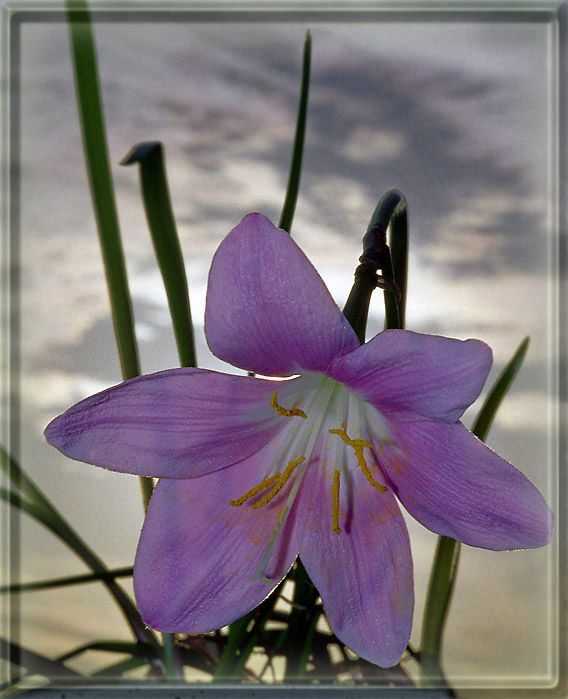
[332,470,341,534]
[329,427,387,493]
[229,472,281,507]
[271,391,307,419]
[251,456,306,510]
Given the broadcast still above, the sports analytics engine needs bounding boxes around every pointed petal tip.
[43,414,64,450]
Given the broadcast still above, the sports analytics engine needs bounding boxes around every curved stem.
[343,189,407,338]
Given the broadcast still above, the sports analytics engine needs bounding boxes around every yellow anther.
[328,427,372,450]
[271,391,307,419]
[229,472,281,507]
[251,456,305,510]
[329,427,387,494]
[331,470,341,535]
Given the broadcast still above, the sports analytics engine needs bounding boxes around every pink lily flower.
[44,213,553,668]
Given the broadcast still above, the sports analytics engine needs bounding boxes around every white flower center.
[229,374,391,538]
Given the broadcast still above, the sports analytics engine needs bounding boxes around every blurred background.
[4,6,559,691]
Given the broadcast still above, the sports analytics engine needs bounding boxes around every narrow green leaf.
[420,337,530,686]
[472,337,530,441]
[121,142,196,369]
[0,566,133,594]
[278,31,311,234]
[0,454,160,656]
[66,0,154,509]
[66,0,140,382]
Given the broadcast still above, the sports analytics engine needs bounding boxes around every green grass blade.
[278,31,311,234]
[0,566,133,594]
[420,337,530,686]
[121,142,196,369]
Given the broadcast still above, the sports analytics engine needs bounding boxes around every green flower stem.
[279,31,311,234]
[66,0,153,509]
[381,247,400,331]
[121,142,196,369]
[161,632,184,682]
[420,337,530,686]
[0,566,133,594]
[343,189,406,340]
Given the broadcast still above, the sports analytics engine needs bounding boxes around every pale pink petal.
[44,368,290,478]
[134,443,301,632]
[328,330,492,422]
[377,418,553,550]
[205,213,359,376]
[295,441,414,668]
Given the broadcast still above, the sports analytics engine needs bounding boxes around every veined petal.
[377,418,553,550]
[134,444,301,632]
[205,213,359,377]
[296,436,414,668]
[44,368,288,479]
[328,330,492,422]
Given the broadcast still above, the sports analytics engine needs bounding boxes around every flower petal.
[44,368,288,478]
[296,443,414,668]
[328,330,492,422]
[134,445,301,632]
[377,418,553,550]
[205,213,359,376]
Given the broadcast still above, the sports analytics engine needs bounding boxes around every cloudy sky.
[6,7,559,689]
